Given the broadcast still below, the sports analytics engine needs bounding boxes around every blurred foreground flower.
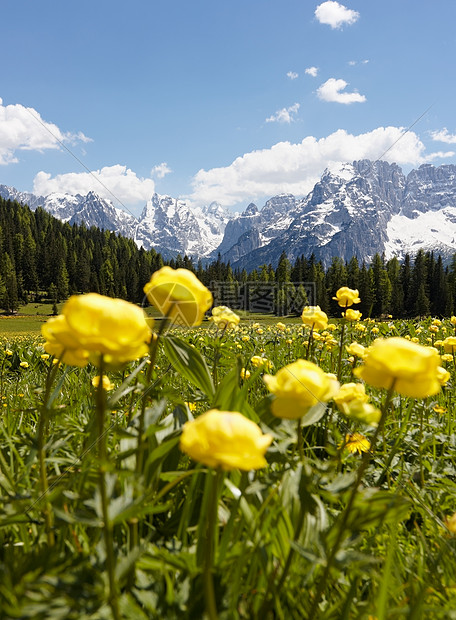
[209,306,240,330]
[180,409,272,470]
[144,266,213,327]
[263,359,339,419]
[333,287,361,307]
[354,337,441,398]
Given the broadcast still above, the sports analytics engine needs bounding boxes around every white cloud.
[33,165,156,206]
[430,128,456,144]
[317,78,366,104]
[0,97,91,165]
[151,162,172,178]
[189,126,446,208]
[266,103,300,124]
[305,66,319,77]
[349,59,369,66]
[315,1,359,29]
[287,71,299,80]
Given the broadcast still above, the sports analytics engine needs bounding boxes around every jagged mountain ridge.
[2,159,456,266]
[218,160,456,269]
[0,185,232,260]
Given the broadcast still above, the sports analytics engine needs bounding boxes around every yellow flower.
[429,325,439,333]
[209,306,240,330]
[450,316,456,326]
[180,409,272,470]
[19,361,29,369]
[354,323,366,332]
[333,287,361,307]
[301,306,328,331]
[185,401,197,412]
[354,337,441,398]
[143,266,213,327]
[340,432,371,455]
[343,309,362,321]
[442,336,456,353]
[441,354,453,362]
[327,324,337,331]
[251,356,273,371]
[334,382,369,410]
[433,405,447,414]
[346,342,367,359]
[5,349,13,356]
[276,322,286,331]
[432,319,442,326]
[42,294,151,367]
[40,353,50,361]
[240,368,251,380]
[263,359,340,420]
[371,327,379,334]
[92,375,114,391]
[445,513,456,534]
[436,366,451,386]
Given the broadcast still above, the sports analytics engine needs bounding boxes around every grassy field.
[1,304,456,619]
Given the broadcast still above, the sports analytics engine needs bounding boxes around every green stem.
[308,379,396,617]
[204,469,222,620]
[336,310,347,381]
[305,325,314,360]
[36,358,61,546]
[96,355,120,620]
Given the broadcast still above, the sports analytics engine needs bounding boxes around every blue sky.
[1,0,456,216]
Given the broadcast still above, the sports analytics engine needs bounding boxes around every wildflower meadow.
[1,268,456,619]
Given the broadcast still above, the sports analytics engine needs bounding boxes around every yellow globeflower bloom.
[92,375,114,391]
[263,359,340,420]
[333,382,369,410]
[42,315,90,367]
[301,306,328,331]
[354,337,441,398]
[240,368,251,380]
[180,409,272,470]
[251,355,273,371]
[346,342,367,359]
[343,309,362,321]
[62,294,152,365]
[209,306,240,330]
[144,266,213,327]
[19,361,29,369]
[437,366,451,386]
[442,336,456,353]
[333,287,361,307]
[276,322,286,331]
[450,316,456,326]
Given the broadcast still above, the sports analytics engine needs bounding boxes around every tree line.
[0,195,453,318]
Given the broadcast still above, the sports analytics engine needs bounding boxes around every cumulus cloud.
[266,103,300,124]
[0,97,91,165]
[430,128,456,144]
[287,71,299,80]
[315,1,359,29]
[305,66,319,77]
[151,162,172,178]
[189,126,446,208]
[317,78,366,104]
[33,165,156,206]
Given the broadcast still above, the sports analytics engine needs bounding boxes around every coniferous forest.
[0,195,454,317]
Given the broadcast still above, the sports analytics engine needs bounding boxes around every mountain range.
[2,159,456,267]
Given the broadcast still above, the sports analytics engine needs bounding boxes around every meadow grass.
[1,314,456,619]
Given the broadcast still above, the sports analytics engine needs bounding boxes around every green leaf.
[163,335,214,398]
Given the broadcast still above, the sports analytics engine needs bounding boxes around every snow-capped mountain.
[0,185,232,259]
[3,159,456,266]
[134,194,231,258]
[219,161,456,269]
